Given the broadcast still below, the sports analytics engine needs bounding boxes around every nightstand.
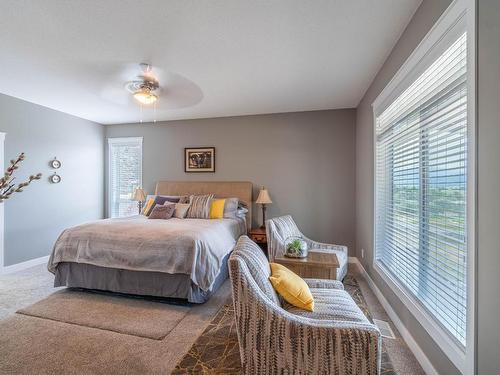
[249,227,268,257]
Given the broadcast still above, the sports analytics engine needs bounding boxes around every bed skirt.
[53,253,230,304]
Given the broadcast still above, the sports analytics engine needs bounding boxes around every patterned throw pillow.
[143,195,189,216]
[186,194,214,219]
[148,204,175,219]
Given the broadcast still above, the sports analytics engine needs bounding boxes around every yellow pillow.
[209,199,226,219]
[142,198,155,216]
[269,263,314,311]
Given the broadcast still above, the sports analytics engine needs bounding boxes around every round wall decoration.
[50,158,61,169]
[50,173,61,184]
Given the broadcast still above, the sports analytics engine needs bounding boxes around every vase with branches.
[0,153,42,202]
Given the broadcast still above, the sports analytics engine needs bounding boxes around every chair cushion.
[284,287,369,323]
[269,263,314,311]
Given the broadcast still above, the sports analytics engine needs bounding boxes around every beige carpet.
[18,289,191,340]
[0,263,61,320]
[0,264,424,374]
[0,280,231,375]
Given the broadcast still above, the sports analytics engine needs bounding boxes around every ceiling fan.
[99,62,203,118]
[125,63,160,105]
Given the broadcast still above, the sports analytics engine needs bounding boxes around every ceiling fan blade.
[99,62,149,105]
[100,85,131,106]
[156,72,203,109]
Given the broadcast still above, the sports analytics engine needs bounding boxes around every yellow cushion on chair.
[269,263,314,311]
[209,199,226,219]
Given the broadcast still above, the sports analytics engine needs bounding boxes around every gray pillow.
[145,194,189,204]
[223,197,239,219]
[148,204,175,219]
[186,194,214,219]
[143,195,188,216]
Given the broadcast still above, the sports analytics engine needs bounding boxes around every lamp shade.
[256,187,272,204]
[133,188,146,202]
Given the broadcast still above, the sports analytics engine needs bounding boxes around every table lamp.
[132,187,146,214]
[256,187,272,229]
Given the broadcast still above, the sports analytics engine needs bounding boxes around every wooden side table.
[249,227,268,257]
[273,251,339,280]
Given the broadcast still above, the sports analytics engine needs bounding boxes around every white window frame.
[107,137,143,218]
[371,0,475,373]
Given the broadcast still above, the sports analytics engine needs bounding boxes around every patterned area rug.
[172,276,395,374]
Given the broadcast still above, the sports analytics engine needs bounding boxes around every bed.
[48,181,252,303]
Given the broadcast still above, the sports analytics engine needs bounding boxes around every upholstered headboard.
[155,181,253,230]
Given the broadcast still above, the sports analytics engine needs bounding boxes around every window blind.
[375,33,467,346]
[108,138,142,218]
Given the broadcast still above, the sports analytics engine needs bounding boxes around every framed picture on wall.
[184,147,215,173]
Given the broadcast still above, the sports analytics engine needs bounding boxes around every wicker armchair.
[229,236,381,375]
[266,215,349,280]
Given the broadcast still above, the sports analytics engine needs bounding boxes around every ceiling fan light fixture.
[133,89,158,105]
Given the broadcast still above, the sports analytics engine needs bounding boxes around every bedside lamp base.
[260,204,267,229]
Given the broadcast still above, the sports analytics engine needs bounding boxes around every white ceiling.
[0,0,421,124]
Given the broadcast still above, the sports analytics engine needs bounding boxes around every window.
[375,29,468,351]
[108,137,143,218]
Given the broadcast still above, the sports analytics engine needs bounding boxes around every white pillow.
[236,207,249,218]
[223,197,239,219]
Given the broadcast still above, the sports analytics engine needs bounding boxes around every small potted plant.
[284,236,308,258]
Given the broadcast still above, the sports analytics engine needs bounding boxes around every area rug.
[17,288,190,339]
[172,276,396,374]
[0,283,231,374]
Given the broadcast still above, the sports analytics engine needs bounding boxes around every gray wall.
[477,0,500,373]
[354,0,459,374]
[105,109,356,249]
[0,94,104,266]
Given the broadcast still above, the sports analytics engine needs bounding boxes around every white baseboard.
[1,255,49,275]
[350,256,438,375]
